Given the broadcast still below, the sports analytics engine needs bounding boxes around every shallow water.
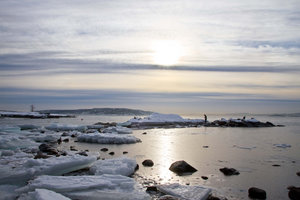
[1,114,300,199]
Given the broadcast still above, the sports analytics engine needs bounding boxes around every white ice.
[90,157,137,176]
[157,183,211,200]
[18,189,71,200]
[0,154,96,185]
[17,174,150,200]
[127,113,204,123]
[78,133,141,144]
[103,126,133,134]
[0,134,39,150]
[45,123,87,132]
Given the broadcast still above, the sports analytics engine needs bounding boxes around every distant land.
[38,108,154,116]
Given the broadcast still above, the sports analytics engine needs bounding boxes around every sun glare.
[152,40,182,66]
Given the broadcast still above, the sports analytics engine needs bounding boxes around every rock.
[76,151,88,156]
[109,152,115,155]
[135,164,139,171]
[169,160,197,174]
[123,151,128,154]
[39,144,59,155]
[100,148,108,152]
[34,151,51,159]
[71,134,76,138]
[272,164,281,167]
[61,132,69,136]
[63,138,69,142]
[297,171,300,176]
[288,186,300,200]
[146,186,157,192]
[70,146,78,151]
[142,132,147,135]
[203,145,209,148]
[248,187,266,199]
[207,195,221,200]
[219,167,240,176]
[158,195,180,200]
[201,176,208,180]
[57,137,62,144]
[142,159,154,167]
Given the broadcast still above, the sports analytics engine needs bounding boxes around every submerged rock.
[142,159,154,167]
[288,186,300,200]
[169,160,197,174]
[219,167,240,176]
[248,187,266,199]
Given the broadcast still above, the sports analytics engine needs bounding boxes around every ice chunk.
[18,124,41,130]
[90,157,137,176]
[157,183,211,200]
[18,189,71,200]
[45,124,87,132]
[273,144,291,148]
[0,134,39,150]
[0,154,96,185]
[17,174,150,200]
[78,133,141,144]
[103,126,133,134]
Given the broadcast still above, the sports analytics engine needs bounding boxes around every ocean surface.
[1,113,299,199]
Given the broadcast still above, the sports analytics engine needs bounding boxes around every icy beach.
[0,113,299,200]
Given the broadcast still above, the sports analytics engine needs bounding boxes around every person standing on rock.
[204,114,207,123]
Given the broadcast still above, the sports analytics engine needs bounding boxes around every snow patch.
[103,126,133,134]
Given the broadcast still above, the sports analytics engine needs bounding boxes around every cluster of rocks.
[209,119,276,127]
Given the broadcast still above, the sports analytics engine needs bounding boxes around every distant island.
[38,108,153,116]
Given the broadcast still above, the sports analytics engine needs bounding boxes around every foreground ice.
[0,184,20,200]
[0,154,96,185]
[17,174,150,200]
[18,189,71,200]
[45,124,87,132]
[127,113,204,123]
[78,133,141,144]
[0,134,39,150]
[103,126,133,134]
[90,157,137,176]
[157,183,211,200]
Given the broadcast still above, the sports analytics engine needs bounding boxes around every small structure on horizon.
[204,114,207,123]
[30,105,35,112]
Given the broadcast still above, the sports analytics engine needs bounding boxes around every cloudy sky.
[0,0,300,114]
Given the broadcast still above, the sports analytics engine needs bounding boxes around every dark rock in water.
[76,151,88,156]
[288,186,300,200]
[297,171,300,176]
[57,137,62,144]
[34,151,51,159]
[266,121,275,126]
[63,138,69,143]
[100,148,108,152]
[71,134,76,138]
[60,151,67,156]
[146,186,157,192]
[109,152,115,155]
[70,146,78,151]
[135,164,139,171]
[142,132,147,135]
[203,145,209,148]
[272,164,281,167]
[207,195,222,200]
[248,187,266,199]
[39,144,59,155]
[158,195,180,200]
[142,159,154,167]
[169,160,197,174]
[123,151,128,154]
[219,167,240,176]
[201,176,208,180]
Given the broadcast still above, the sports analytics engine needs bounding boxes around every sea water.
[1,114,299,199]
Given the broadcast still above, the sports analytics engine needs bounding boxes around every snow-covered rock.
[17,175,150,200]
[45,124,87,132]
[0,154,96,185]
[18,189,71,200]
[103,126,133,134]
[157,183,211,200]
[90,157,137,176]
[78,133,141,144]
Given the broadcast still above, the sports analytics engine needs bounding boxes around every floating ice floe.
[45,124,87,132]
[17,174,150,200]
[273,144,291,148]
[90,157,137,176]
[0,154,96,185]
[103,126,133,134]
[18,188,71,200]
[157,183,211,200]
[78,133,141,144]
[0,134,39,150]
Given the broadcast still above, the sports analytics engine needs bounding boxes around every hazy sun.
[152,40,182,66]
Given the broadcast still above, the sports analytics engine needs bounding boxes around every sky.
[0,0,300,114]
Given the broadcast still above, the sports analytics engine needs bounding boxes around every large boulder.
[169,160,197,174]
[142,159,154,167]
[288,186,300,200]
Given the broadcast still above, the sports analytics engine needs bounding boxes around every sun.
[152,40,182,66]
